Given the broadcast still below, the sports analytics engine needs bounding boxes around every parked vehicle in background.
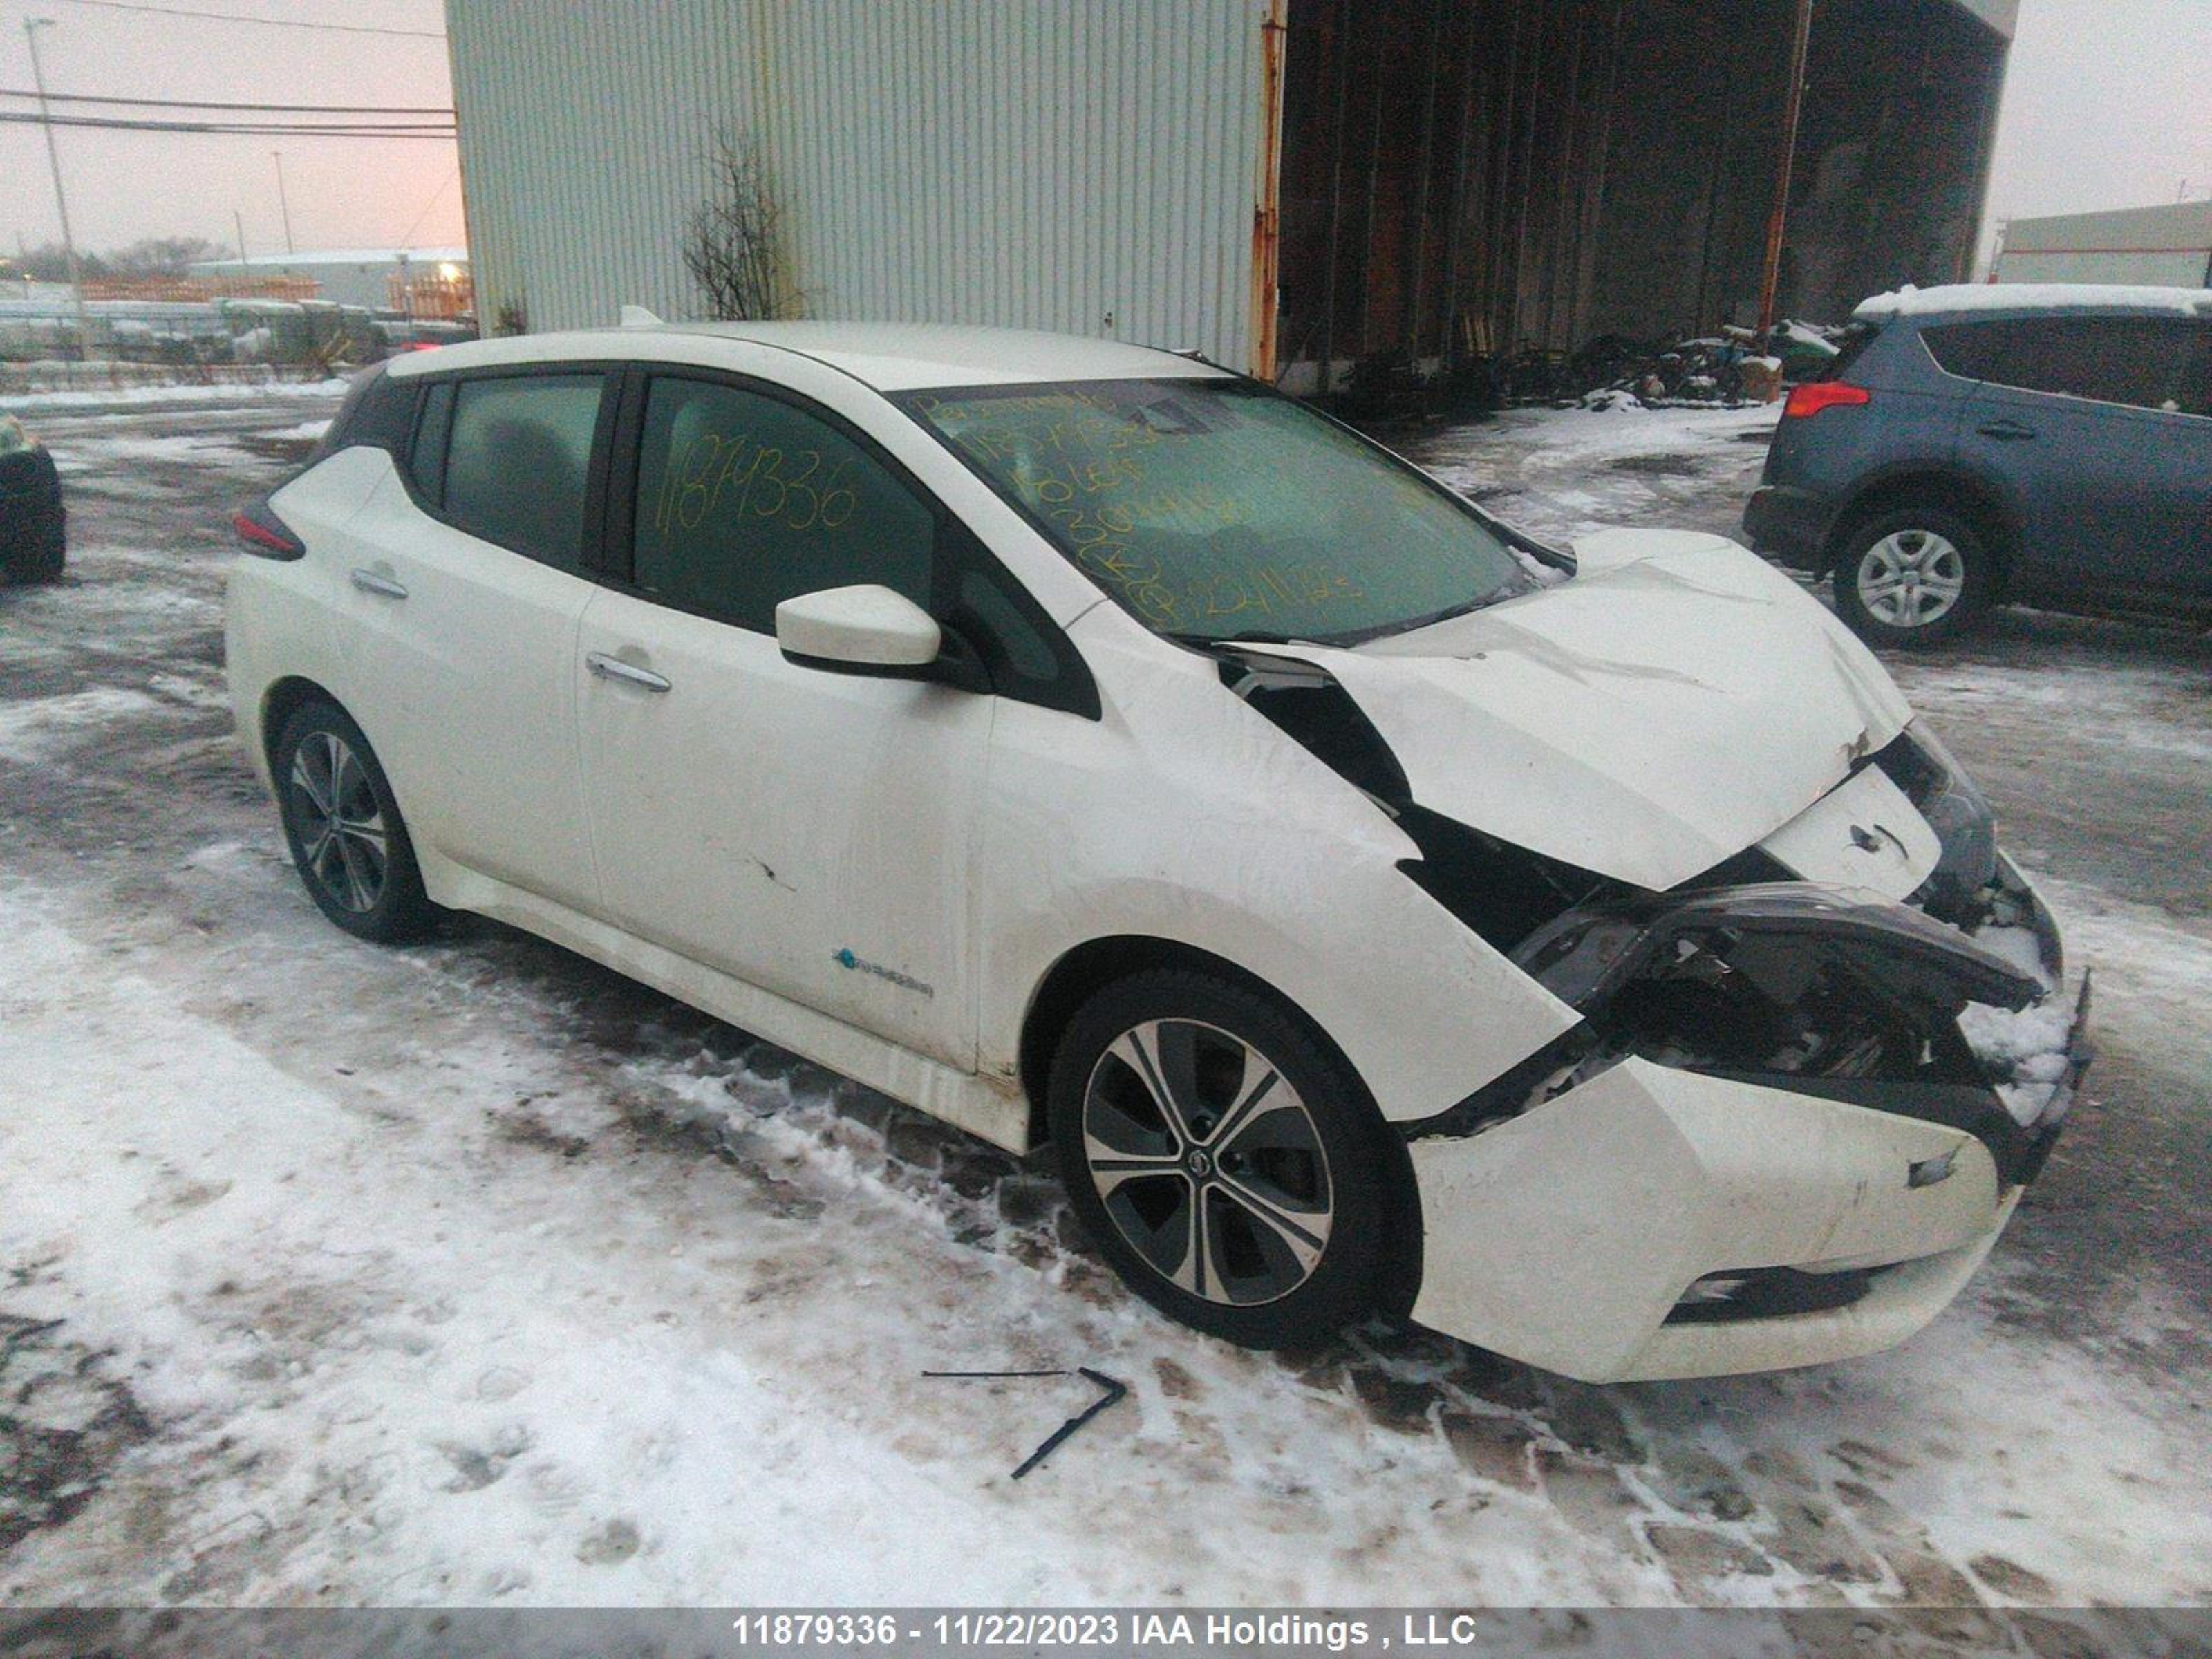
[1743,285,2212,646]
[228,321,2089,1382]
[0,414,65,583]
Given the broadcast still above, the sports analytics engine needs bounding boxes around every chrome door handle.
[585,651,671,693]
[349,568,408,599]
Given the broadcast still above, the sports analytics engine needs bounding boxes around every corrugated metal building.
[447,0,2014,387]
[1994,200,2212,289]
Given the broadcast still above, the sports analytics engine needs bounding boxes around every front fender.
[975,626,1577,1124]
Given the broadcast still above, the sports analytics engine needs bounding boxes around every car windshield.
[897,377,1534,646]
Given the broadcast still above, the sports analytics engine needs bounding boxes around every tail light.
[1782,382,1872,420]
[233,496,306,561]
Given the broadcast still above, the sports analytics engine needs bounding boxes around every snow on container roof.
[188,247,469,271]
[1856,283,2212,321]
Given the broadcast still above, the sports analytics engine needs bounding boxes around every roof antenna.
[620,305,663,328]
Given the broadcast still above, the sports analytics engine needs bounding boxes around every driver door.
[574,370,993,1068]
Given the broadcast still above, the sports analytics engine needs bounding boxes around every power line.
[395,167,458,248]
[1,88,453,115]
[0,110,456,138]
[49,0,444,39]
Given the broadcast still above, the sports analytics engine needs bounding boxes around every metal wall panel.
[447,0,1268,367]
[1997,250,2212,288]
[2000,200,2212,258]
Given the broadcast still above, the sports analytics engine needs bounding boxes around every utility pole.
[272,151,296,258]
[23,17,92,363]
[1756,0,1815,335]
[232,210,249,268]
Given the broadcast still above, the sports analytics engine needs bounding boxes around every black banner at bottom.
[3,1607,2205,1659]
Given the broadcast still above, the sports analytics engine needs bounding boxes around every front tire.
[272,700,437,944]
[1833,505,1994,648]
[1047,970,1409,1348]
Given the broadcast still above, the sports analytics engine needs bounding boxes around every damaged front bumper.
[1400,865,2093,1383]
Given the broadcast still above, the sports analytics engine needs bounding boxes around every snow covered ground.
[3,391,2209,1618]
[0,379,351,416]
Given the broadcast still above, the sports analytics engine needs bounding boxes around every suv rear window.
[1922,317,2197,413]
[1813,324,1877,383]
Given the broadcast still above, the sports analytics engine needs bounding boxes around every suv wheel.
[1833,506,1993,647]
[273,700,438,943]
[1047,970,1409,1349]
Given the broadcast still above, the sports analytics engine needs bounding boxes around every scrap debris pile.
[1568,319,1848,411]
[1329,319,1851,418]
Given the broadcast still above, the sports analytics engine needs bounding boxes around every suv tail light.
[233,496,306,561]
[1782,382,1872,420]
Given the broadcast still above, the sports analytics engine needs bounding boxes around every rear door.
[332,366,613,908]
[1936,316,2211,600]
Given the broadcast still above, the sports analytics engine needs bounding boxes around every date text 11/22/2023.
[725,1612,1492,1650]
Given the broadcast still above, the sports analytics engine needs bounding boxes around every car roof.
[383,319,1232,393]
[1855,283,2212,325]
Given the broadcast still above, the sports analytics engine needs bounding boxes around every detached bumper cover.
[1405,1036,2083,1382]
[1402,873,2092,1382]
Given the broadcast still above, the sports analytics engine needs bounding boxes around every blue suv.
[1744,285,2212,646]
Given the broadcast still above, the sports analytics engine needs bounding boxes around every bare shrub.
[682,131,801,321]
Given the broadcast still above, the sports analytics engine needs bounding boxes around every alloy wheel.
[1857,529,1966,628]
[1080,1018,1333,1306]
[288,731,388,914]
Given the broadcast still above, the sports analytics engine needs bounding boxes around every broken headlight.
[1878,721,1997,917]
[1512,884,2040,1085]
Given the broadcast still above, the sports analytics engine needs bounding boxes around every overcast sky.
[1,0,458,259]
[3,0,2209,269]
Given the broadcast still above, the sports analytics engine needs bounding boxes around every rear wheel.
[273,700,437,943]
[1047,970,1409,1348]
[1833,505,1994,647]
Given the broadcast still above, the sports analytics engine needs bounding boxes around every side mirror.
[775,584,988,691]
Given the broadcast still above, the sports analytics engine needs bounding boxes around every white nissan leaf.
[226,322,2091,1382]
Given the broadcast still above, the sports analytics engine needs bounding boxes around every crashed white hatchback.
[226,322,2091,1382]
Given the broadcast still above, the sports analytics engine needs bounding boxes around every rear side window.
[1922,317,2197,413]
[629,375,935,632]
[311,366,413,462]
[441,373,606,571]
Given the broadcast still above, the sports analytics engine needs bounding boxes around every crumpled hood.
[1262,529,1914,890]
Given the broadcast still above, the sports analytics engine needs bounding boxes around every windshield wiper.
[1335,578,1532,646]
[1164,628,1323,648]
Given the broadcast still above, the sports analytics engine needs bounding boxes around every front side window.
[896,378,1532,646]
[440,373,606,570]
[630,376,936,631]
[1922,317,2196,413]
